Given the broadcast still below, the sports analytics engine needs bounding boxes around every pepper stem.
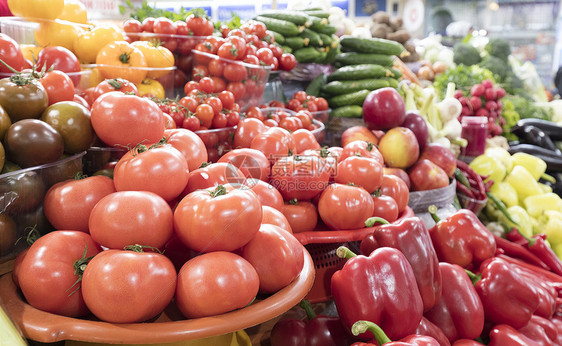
[298,300,317,320]
[464,269,481,285]
[365,216,390,228]
[541,173,556,184]
[351,320,392,344]
[486,192,519,226]
[428,205,440,223]
[336,246,357,259]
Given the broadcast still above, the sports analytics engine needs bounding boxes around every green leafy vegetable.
[453,43,482,66]
[503,94,552,121]
[119,0,198,21]
[485,37,511,62]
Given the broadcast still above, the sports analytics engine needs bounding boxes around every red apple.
[408,159,450,191]
[419,143,457,177]
[401,111,429,150]
[378,127,420,169]
[383,167,411,189]
[362,87,406,131]
[341,125,379,147]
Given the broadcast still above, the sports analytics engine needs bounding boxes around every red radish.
[496,87,506,99]
[469,96,482,110]
[475,108,489,118]
[470,84,485,97]
[485,100,497,111]
[458,96,469,107]
[461,106,472,117]
[454,90,464,99]
[481,79,494,89]
[484,88,497,101]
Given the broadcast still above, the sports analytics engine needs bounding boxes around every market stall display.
[2,1,562,345]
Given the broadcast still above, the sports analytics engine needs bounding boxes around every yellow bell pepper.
[504,165,543,201]
[499,205,534,238]
[539,210,562,249]
[510,152,547,181]
[552,243,562,261]
[490,182,519,208]
[469,154,507,184]
[484,147,513,172]
[523,193,562,219]
[539,183,553,194]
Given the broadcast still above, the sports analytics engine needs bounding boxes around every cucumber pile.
[322,36,407,118]
[254,8,340,65]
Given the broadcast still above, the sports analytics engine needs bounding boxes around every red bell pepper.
[269,299,355,346]
[424,263,484,343]
[474,257,540,329]
[415,317,451,346]
[352,320,440,346]
[362,216,442,311]
[517,315,559,346]
[451,340,483,346]
[551,313,562,345]
[332,246,424,340]
[488,325,540,346]
[428,208,496,269]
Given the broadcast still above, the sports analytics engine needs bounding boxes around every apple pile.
[350,87,456,192]
[455,79,506,137]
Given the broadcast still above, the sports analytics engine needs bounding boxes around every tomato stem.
[124,244,163,254]
[210,185,227,198]
[289,198,298,206]
[119,52,131,64]
[15,226,42,247]
[199,162,211,168]
[107,78,124,90]
[66,245,95,297]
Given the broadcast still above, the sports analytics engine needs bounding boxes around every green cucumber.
[254,15,303,37]
[389,67,402,79]
[299,28,323,46]
[327,64,391,82]
[268,31,285,45]
[329,89,370,108]
[259,11,313,26]
[330,105,363,118]
[321,25,338,36]
[324,45,340,64]
[303,9,330,18]
[281,45,293,54]
[321,79,390,95]
[285,36,306,50]
[340,36,405,56]
[305,73,327,97]
[293,47,322,63]
[308,15,328,32]
[318,33,334,47]
[314,49,328,64]
[334,52,395,67]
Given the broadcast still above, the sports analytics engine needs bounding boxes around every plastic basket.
[294,206,415,303]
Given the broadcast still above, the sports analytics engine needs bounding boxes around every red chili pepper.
[331,247,424,341]
[518,315,559,345]
[488,324,540,346]
[415,317,451,346]
[351,320,440,346]
[428,208,496,269]
[423,263,485,343]
[497,254,562,294]
[493,234,550,270]
[451,340,484,346]
[474,257,540,329]
[506,228,562,276]
[362,217,442,311]
[269,299,354,346]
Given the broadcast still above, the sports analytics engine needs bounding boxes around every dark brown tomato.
[0,170,45,214]
[0,104,10,140]
[0,142,4,172]
[0,77,49,122]
[0,213,17,256]
[40,101,94,154]
[14,205,54,237]
[41,153,85,189]
[4,119,64,168]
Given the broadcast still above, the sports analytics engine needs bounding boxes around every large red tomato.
[250,127,296,163]
[89,191,174,250]
[270,154,330,201]
[39,70,75,106]
[380,174,410,213]
[262,205,293,233]
[175,251,259,318]
[114,144,189,202]
[233,118,266,149]
[218,148,270,182]
[182,162,245,195]
[17,231,101,317]
[163,128,208,171]
[340,140,384,165]
[174,184,262,252]
[302,146,342,181]
[241,224,304,294]
[0,33,26,72]
[81,249,176,323]
[335,156,384,193]
[292,129,321,154]
[282,200,318,233]
[318,183,375,230]
[242,178,283,211]
[43,175,116,232]
[36,46,81,86]
[90,92,165,148]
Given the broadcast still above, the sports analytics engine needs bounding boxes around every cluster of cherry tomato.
[245,106,321,134]
[284,90,329,114]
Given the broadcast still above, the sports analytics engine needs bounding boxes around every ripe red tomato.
[174,184,262,252]
[372,194,399,223]
[217,41,240,60]
[270,154,330,201]
[123,19,142,33]
[282,200,318,233]
[39,70,75,106]
[340,140,384,165]
[315,97,329,111]
[175,251,259,318]
[195,103,214,128]
[198,77,215,94]
[36,46,81,85]
[226,81,246,100]
[82,249,176,323]
[233,118,266,148]
[262,205,293,233]
[182,115,200,131]
[279,117,303,132]
[153,17,177,35]
[90,92,165,148]
[218,148,270,181]
[245,106,265,121]
[279,53,297,71]
[223,63,247,82]
[208,59,225,77]
[335,156,384,193]
[89,190,174,250]
[242,178,283,211]
[242,224,304,293]
[380,174,409,213]
[183,162,245,195]
[18,231,101,317]
[43,175,115,232]
[186,14,214,36]
[318,183,375,230]
[141,17,156,32]
[114,144,189,201]
[256,47,274,66]
[164,128,208,172]
[0,33,26,72]
[301,146,342,181]
[93,78,139,100]
[292,129,321,154]
[250,127,296,163]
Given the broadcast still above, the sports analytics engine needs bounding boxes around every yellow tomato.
[34,21,82,51]
[87,67,104,88]
[19,44,42,62]
[136,79,166,99]
[8,0,64,20]
[57,0,88,24]
[96,41,147,84]
[130,41,175,78]
[73,25,124,64]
